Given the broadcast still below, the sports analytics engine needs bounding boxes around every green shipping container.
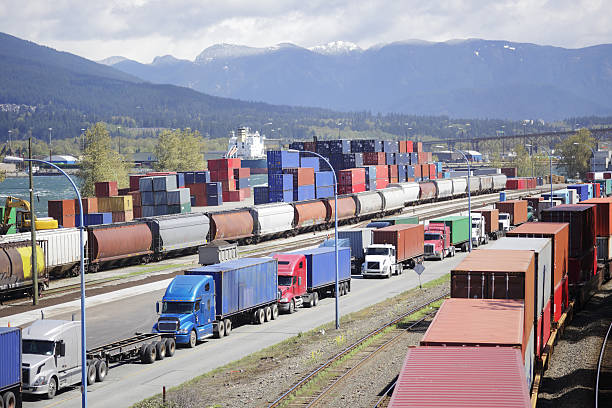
[429,215,470,245]
[595,179,612,196]
[379,215,419,225]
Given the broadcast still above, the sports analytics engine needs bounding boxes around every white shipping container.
[250,203,294,236]
[353,191,383,216]
[0,228,85,275]
[378,187,405,211]
[492,174,507,190]
[433,179,453,198]
[451,177,467,197]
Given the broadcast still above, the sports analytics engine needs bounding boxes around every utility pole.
[29,136,38,305]
[48,127,52,162]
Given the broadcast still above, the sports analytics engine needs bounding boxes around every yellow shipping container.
[97,196,133,212]
[16,245,45,279]
[97,197,113,213]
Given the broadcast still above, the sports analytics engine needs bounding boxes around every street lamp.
[4,155,88,407]
[337,123,342,138]
[526,144,553,205]
[7,130,12,150]
[437,145,472,251]
[81,128,86,152]
[288,149,340,329]
[48,127,52,162]
[117,126,121,154]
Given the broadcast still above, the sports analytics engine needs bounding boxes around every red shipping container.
[186,183,206,196]
[582,197,612,236]
[568,247,596,284]
[210,168,234,181]
[338,183,366,194]
[220,179,236,191]
[375,165,388,179]
[421,164,430,179]
[95,181,118,197]
[339,168,366,185]
[111,210,134,223]
[413,141,423,152]
[129,175,146,191]
[506,178,520,189]
[128,192,141,207]
[222,190,241,202]
[605,172,612,179]
[428,163,436,179]
[414,164,422,179]
[593,183,601,198]
[192,194,207,207]
[376,179,388,189]
[60,215,76,228]
[363,152,386,165]
[208,158,241,171]
[586,172,595,181]
[372,224,424,262]
[233,168,250,178]
[133,206,142,219]
[239,188,251,199]
[285,167,315,186]
[405,140,413,153]
[501,167,518,178]
[398,141,407,153]
[74,197,98,214]
[303,142,316,152]
[387,165,398,178]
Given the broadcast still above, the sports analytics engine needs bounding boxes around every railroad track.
[595,321,612,408]
[267,293,448,408]
[372,378,396,408]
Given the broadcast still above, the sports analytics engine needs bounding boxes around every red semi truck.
[423,223,456,260]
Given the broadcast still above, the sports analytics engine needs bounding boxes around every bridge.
[423,127,612,153]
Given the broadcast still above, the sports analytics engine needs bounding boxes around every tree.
[78,122,129,196]
[154,128,205,172]
[555,129,595,179]
[513,144,533,177]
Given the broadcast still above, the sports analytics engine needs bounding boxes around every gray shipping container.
[139,176,154,192]
[153,175,177,191]
[155,205,168,216]
[186,258,278,319]
[141,191,155,206]
[142,205,156,217]
[167,188,190,205]
[154,191,167,205]
[338,228,373,260]
[145,213,209,252]
[199,240,238,265]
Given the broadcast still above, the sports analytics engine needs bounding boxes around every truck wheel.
[462,243,468,252]
[3,391,16,408]
[143,344,157,363]
[451,247,456,257]
[289,300,296,313]
[257,308,265,324]
[45,376,57,399]
[264,306,272,322]
[164,338,176,357]
[312,292,319,306]
[347,282,351,292]
[484,235,489,244]
[440,251,445,260]
[95,359,108,382]
[155,341,166,360]
[87,362,97,384]
[188,330,197,348]
[224,319,232,335]
[271,304,279,319]
[215,320,225,338]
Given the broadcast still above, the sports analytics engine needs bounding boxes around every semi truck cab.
[498,213,511,232]
[154,274,215,348]
[470,213,488,247]
[424,223,454,260]
[362,244,396,278]
[22,320,81,399]
[274,253,308,313]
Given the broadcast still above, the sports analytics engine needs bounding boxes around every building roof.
[43,155,78,162]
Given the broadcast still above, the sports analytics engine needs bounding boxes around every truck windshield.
[278,276,293,286]
[367,247,389,256]
[472,223,478,228]
[424,233,441,241]
[162,301,194,314]
[23,339,55,356]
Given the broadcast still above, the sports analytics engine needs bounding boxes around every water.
[1,174,270,217]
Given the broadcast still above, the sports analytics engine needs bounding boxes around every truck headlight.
[33,376,47,386]
[280,298,288,303]
[177,328,189,334]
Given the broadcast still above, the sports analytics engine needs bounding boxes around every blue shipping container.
[320,238,351,248]
[186,258,278,318]
[289,247,351,289]
[167,188,190,205]
[268,173,293,190]
[236,178,251,189]
[155,205,169,215]
[315,171,335,186]
[143,205,156,217]
[385,153,396,165]
[77,212,112,226]
[383,141,399,153]
[300,157,320,171]
[207,195,223,206]
[141,191,155,206]
[295,185,315,201]
[152,175,177,191]
[183,172,195,185]
[409,153,418,165]
[398,165,407,182]
[154,191,167,205]
[267,150,300,169]
[364,166,377,180]
[139,176,154,192]
[195,171,210,184]
[0,327,21,392]
[406,165,415,178]
[269,189,293,203]
[316,185,335,198]
[254,186,269,205]
[396,153,410,165]
[567,185,589,202]
[206,182,222,196]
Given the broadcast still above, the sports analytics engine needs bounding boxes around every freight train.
[0,176,507,294]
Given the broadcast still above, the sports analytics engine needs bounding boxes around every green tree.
[556,129,596,179]
[78,122,129,196]
[513,144,533,177]
[154,128,205,171]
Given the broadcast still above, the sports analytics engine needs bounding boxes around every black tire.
[95,359,108,382]
[155,341,166,360]
[143,344,157,364]
[264,306,272,322]
[289,300,296,313]
[224,319,232,335]
[271,304,279,319]
[257,308,265,324]
[188,330,197,348]
[87,362,97,385]
[215,320,225,338]
[164,338,176,357]
[3,391,15,408]
[312,292,319,306]
[45,376,58,399]
[347,282,351,292]
[139,344,147,360]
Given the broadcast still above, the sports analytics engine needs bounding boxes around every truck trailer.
[155,258,279,346]
[0,327,21,408]
[337,228,373,274]
[275,246,351,312]
[363,224,425,278]
[428,216,470,252]
[424,223,456,260]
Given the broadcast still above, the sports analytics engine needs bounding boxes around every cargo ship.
[227,127,268,174]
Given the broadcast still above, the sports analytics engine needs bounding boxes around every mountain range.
[101,39,612,120]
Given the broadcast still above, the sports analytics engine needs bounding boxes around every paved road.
[21,246,477,408]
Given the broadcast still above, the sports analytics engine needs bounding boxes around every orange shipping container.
[581,197,612,237]
[472,208,499,234]
[495,200,528,225]
[372,224,424,262]
[74,197,98,214]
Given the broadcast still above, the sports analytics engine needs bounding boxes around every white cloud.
[0,0,610,62]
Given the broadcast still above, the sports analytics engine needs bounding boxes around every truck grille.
[366,262,379,270]
[22,367,30,385]
[424,244,435,254]
[157,320,178,332]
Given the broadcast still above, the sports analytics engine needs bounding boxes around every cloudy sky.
[1,0,610,63]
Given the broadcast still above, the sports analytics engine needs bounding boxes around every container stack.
[208,158,249,203]
[184,171,211,207]
[47,199,76,227]
[284,167,315,201]
[541,204,597,288]
[338,168,366,194]
[140,174,177,217]
[315,171,335,199]
[206,182,223,206]
[582,197,612,270]
[97,195,134,222]
[268,173,293,203]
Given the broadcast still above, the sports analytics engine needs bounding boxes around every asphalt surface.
[20,246,475,408]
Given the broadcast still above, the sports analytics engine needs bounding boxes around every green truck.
[428,215,470,252]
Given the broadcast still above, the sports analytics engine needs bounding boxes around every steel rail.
[595,320,612,408]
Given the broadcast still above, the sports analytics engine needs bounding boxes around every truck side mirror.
[57,341,66,357]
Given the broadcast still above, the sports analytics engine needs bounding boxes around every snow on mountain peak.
[309,41,362,55]
[97,56,128,66]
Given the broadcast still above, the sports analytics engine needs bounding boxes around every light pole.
[117,126,121,154]
[4,155,88,407]
[337,122,342,139]
[48,127,53,162]
[81,128,86,152]
[437,145,472,251]
[7,129,11,150]
[289,149,340,329]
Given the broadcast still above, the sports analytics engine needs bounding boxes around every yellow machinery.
[1,196,58,234]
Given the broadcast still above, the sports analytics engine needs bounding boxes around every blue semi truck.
[154,257,279,347]
[0,327,21,408]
